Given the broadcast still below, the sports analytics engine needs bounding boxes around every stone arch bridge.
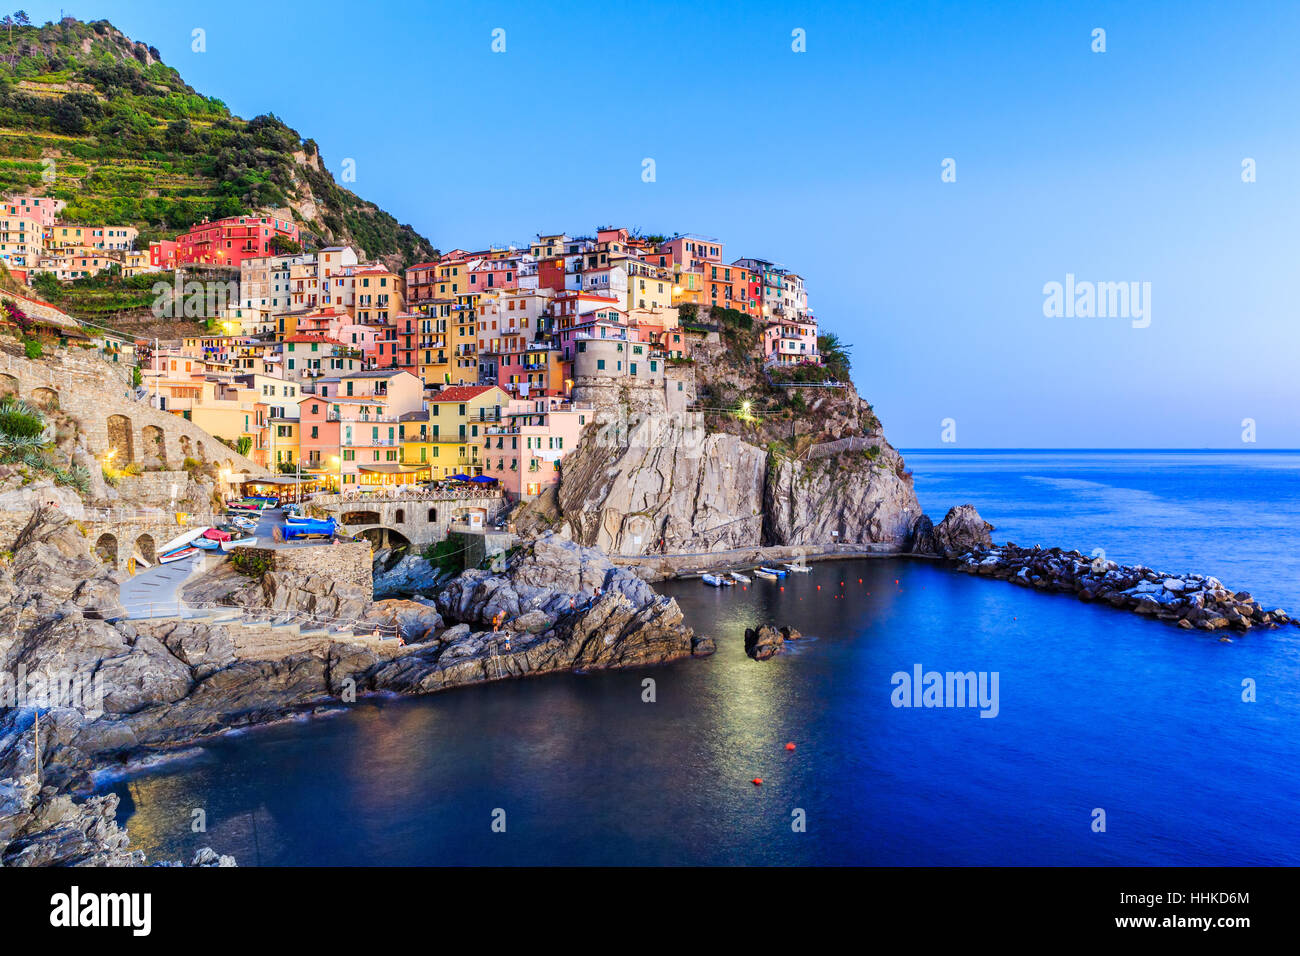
[311,490,509,549]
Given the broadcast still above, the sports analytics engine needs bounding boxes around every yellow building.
[670,267,706,305]
[450,293,479,386]
[426,384,509,477]
[353,267,404,325]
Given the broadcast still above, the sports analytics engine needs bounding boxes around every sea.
[102,450,1300,865]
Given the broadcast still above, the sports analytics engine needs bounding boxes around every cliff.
[547,314,924,555]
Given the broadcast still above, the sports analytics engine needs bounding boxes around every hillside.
[0,16,435,267]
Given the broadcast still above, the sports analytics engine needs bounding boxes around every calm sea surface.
[103,451,1300,865]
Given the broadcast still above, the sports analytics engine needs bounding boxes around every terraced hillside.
[0,16,435,266]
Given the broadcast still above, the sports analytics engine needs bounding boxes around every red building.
[151,216,300,268]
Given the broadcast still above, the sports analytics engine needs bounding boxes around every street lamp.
[330,454,341,494]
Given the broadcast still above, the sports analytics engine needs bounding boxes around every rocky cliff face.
[552,380,922,555]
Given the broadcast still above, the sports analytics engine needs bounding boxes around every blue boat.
[759,566,788,577]
[274,518,338,542]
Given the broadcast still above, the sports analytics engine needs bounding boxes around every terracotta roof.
[430,385,500,403]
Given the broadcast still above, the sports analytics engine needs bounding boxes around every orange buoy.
[785,742,796,751]
[858,578,863,583]
[779,586,784,591]
[752,778,763,786]
[816,584,821,590]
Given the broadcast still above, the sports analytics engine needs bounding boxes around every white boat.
[784,563,812,574]
[759,566,788,577]
[158,546,197,564]
[158,527,210,555]
[754,568,779,580]
[702,573,732,587]
[220,536,259,552]
[131,553,152,569]
[729,571,752,584]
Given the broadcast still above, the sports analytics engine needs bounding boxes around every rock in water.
[928,504,994,556]
[744,625,784,661]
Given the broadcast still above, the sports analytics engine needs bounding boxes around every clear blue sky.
[26,0,1300,447]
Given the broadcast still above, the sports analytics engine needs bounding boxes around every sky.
[21,0,1300,447]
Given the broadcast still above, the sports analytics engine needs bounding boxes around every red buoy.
[785,742,796,751]
[752,778,763,786]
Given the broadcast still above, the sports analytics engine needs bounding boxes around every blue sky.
[24,0,1300,447]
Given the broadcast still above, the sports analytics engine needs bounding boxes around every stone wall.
[0,349,266,476]
[271,542,373,602]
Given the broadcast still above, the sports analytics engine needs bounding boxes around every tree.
[14,11,29,27]
[267,234,302,256]
[818,332,852,382]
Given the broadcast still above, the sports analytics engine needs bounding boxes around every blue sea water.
[103,451,1300,865]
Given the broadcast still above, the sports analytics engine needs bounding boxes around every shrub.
[231,549,271,578]
[23,336,42,359]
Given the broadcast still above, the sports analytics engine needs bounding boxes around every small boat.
[729,571,752,585]
[220,536,258,552]
[284,513,316,525]
[192,537,222,551]
[759,566,788,577]
[702,573,732,587]
[158,527,209,554]
[784,563,812,574]
[754,568,779,580]
[158,546,197,564]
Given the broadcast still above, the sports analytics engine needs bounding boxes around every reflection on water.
[105,556,1300,865]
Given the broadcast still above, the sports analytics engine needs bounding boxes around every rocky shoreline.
[0,514,709,865]
[952,543,1297,634]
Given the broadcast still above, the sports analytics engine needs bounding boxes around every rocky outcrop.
[911,505,994,556]
[953,544,1297,633]
[744,625,784,660]
[554,380,922,555]
[0,515,708,865]
[372,549,452,598]
[764,448,919,548]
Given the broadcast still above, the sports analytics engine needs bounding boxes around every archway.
[179,434,192,459]
[427,507,437,522]
[394,508,405,524]
[0,373,17,399]
[94,533,118,566]
[195,439,206,462]
[341,510,381,526]
[141,425,167,468]
[106,414,134,463]
[356,527,410,551]
[30,386,57,409]
[134,533,156,564]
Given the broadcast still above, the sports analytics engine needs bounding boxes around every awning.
[468,474,497,483]
[449,473,471,481]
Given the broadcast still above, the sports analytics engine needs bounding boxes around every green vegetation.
[0,393,90,491]
[0,17,434,261]
[421,537,464,576]
[231,549,271,578]
[817,332,852,382]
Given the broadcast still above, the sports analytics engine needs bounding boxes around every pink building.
[762,317,820,367]
[658,234,724,272]
[480,398,591,501]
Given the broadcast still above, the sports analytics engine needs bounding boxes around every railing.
[313,486,502,504]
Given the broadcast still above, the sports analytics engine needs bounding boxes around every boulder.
[744,625,784,661]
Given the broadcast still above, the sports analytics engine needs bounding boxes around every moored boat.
[158,546,197,564]
[784,563,812,574]
[759,566,788,577]
[702,573,732,587]
[754,568,779,580]
[220,536,258,552]
[729,571,752,584]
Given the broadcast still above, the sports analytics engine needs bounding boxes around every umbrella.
[469,474,497,483]
[449,473,471,481]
